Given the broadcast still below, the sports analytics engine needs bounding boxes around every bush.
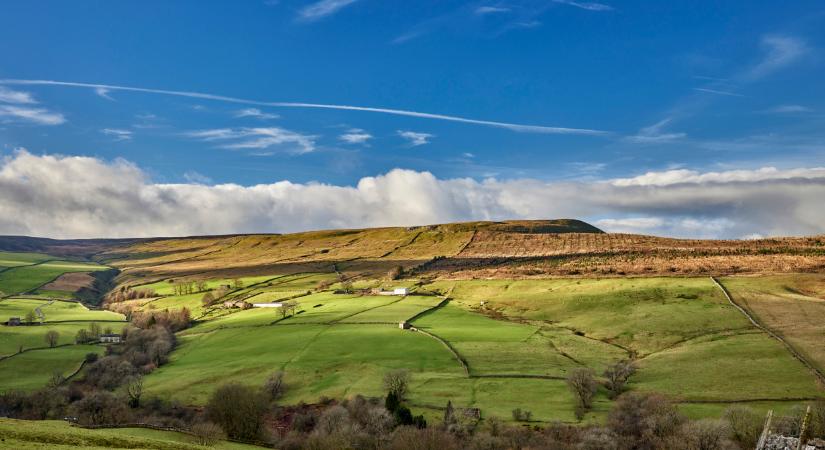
[680,419,733,450]
[45,330,59,348]
[604,360,636,399]
[608,392,684,450]
[71,391,130,425]
[206,383,266,441]
[722,405,762,449]
[191,421,226,446]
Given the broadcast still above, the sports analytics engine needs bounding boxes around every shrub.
[680,419,733,450]
[608,392,684,450]
[604,360,636,399]
[191,421,226,446]
[206,383,266,441]
[71,391,130,425]
[722,405,762,449]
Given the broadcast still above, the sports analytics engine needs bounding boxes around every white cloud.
[624,118,686,144]
[763,104,812,114]
[475,6,510,14]
[692,87,745,97]
[398,130,434,146]
[0,79,606,135]
[298,0,359,21]
[0,87,36,104]
[234,108,279,120]
[339,128,372,144]
[0,105,66,125]
[100,128,133,141]
[185,127,317,154]
[95,87,114,101]
[747,35,809,80]
[183,171,212,184]
[611,166,825,187]
[462,152,475,158]
[552,0,613,11]
[3,150,825,239]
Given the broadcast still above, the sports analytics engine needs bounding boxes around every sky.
[1,0,825,239]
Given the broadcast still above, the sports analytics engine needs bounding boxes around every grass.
[0,251,52,268]
[0,418,258,449]
[720,274,825,376]
[145,323,464,405]
[0,345,102,390]
[433,277,748,356]
[344,295,444,323]
[0,260,109,295]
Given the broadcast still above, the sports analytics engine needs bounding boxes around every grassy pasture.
[344,295,443,323]
[0,345,102,390]
[433,277,748,356]
[0,251,52,268]
[0,259,108,295]
[0,418,258,449]
[146,323,464,405]
[720,274,825,376]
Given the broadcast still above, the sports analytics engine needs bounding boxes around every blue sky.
[1,1,825,239]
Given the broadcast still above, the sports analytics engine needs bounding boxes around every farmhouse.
[252,302,283,308]
[99,333,122,344]
[377,287,409,296]
[6,317,21,326]
[398,321,410,329]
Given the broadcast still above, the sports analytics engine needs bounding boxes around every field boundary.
[711,277,825,386]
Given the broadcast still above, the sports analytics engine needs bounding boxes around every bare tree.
[196,280,208,292]
[383,369,411,399]
[232,278,244,289]
[126,375,143,408]
[45,330,59,347]
[566,368,597,418]
[263,371,286,401]
[88,322,102,339]
[25,310,36,325]
[604,360,636,399]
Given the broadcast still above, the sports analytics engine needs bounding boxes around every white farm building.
[252,302,283,308]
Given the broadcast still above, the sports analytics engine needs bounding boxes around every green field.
[0,345,103,390]
[2,269,823,424]
[0,418,258,449]
[0,259,109,296]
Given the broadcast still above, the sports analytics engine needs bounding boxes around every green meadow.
[0,260,108,296]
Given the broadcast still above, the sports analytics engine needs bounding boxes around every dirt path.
[711,277,825,386]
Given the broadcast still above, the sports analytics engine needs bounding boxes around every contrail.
[0,79,607,136]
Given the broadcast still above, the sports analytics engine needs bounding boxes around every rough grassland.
[721,274,825,376]
[0,418,258,449]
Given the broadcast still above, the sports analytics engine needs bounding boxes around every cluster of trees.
[106,287,157,303]
[75,322,115,344]
[566,360,637,419]
[171,280,208,296]
[129,308,191,331]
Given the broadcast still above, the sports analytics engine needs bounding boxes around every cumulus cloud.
[2,150,825,239]
[398,130,434,146]
[184,127,316,154]
[339,128,372,145]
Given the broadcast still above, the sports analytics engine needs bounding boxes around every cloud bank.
[2,151,825,240]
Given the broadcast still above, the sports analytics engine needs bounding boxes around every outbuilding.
[393,287,409,296]
[99,333,122,344]
[252,302,283,308]
[6,317,21,326]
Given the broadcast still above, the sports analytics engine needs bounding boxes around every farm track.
[711,277,825,386]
